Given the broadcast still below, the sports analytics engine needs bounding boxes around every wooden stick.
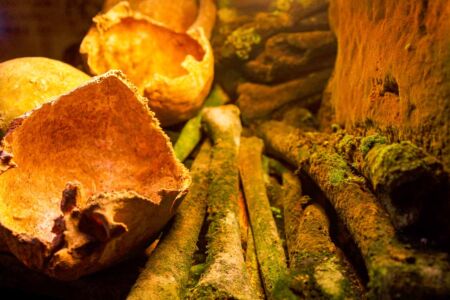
[128,141,212,300]
[239,136,296,299]
[237,69,332,120]
[244,31,336,83]
[333,133,447,229]
[189,105,255,299]
[174,84,230,162]
[268,158,362,298]
[257,120,450,298]
[290,201,362,299]
[246,226,265,300]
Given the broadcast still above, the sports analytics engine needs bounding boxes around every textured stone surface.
[323,0,450,168]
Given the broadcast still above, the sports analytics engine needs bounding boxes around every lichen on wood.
[127,141,212,300]
[245,226,265,300]
[257,120,450,299]
[267,160,303,263]
[174,84,230,162]
[239,136,296,300]
[267,158,361,298]
[289,200,362,299]
[188,105,255,299]
[333,133,447,229]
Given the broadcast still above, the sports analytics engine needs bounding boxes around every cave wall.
[324,0,450,168]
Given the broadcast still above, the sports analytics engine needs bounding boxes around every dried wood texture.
[237,68,332,120]
[289,201,361,299]
[0,71,190,280]
[257,121,450,299]
[245,31,336,83]
[333,133,447,229]
[189,105,255,299]
[239,137,296,300]
[128,141,212,300]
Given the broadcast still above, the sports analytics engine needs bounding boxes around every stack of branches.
[117,0,450,298]
[129,104,365,300]
[4,101,449,299]
[2,1,449,299]
[212,0,335,121]
[130,93,450,299]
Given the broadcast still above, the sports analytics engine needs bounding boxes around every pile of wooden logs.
[213,0,335,121]
[1,1,449,299]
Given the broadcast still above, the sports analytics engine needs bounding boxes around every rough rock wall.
[323,0,450,168]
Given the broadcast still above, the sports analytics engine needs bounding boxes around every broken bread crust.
[80,1,215,126]
[0,71,190,280]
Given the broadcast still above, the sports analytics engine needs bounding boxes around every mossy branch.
[257,120,450,299]
[174,85,230,162]
[239,136,296,300]
[127,141,212,300]
[189,105,255,299]
[333,133,447,229]
[268,159,362,298]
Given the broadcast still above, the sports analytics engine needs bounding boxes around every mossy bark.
[214,11,295,61]
[237,190,249,251]
[266,175,284,209]
[214,0,329,62]
[239,137,297,300]
[333,133,447,229]
[127,141,212,300]
[174,85,230,162]
[273,164,304,264]
[266,157,304,262]
[257,120,450,299]
[245,226,265,300]
[290,201,362,299]
[268,158,361,299]
[189,105,255,300]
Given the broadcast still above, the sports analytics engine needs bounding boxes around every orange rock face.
[324,0,450,168]
[0,71,190,280]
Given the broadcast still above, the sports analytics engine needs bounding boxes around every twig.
[189,105,255,299]
[128,141,212,300]
[239,137,296,299]
[174,85,230,162]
